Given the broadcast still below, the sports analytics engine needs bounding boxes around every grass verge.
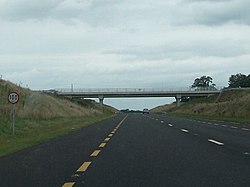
[0,113,113,158]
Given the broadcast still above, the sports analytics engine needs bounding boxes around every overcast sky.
[1,0,250,109]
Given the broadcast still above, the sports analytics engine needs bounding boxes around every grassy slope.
[151,89,250,124]
[0,80,115,157]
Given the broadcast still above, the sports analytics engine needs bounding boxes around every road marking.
[104,138,110,142]
[91,150,101,157]
[214,123,219,126]
[242,128,250,131]
[62,182,75,187]
[168,124,173,127]
[221,125,227,127]
[231,126,238,129]
[77,162,92,172]
[208,139,224,146]
[208,122,212,125]
[99,143,106,148]
[181,129,189,133]
[63,115,128,186]
[118,115,128,126]
[161,121,164,123]
[244,152,250,155]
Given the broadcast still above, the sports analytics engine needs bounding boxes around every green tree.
[242,74,250,87]
[192,76,215,88]
[228,73,250,88]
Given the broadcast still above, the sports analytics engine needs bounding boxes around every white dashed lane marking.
[181,129,189,133]
[242,128,250,131]
[208,139,224,146]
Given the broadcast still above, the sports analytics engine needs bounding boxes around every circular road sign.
[8,92,19,104]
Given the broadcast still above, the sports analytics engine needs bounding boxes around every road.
[0,113,250,186]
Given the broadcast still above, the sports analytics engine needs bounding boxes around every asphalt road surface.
[0,113,250,187]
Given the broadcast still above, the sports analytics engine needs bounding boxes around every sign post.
[8,92,19,135]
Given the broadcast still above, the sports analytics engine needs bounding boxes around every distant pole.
[71,84,74,92]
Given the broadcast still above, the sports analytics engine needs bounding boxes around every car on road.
[142,108,149,114]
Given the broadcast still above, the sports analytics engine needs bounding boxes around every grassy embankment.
[152,88,250,124]
[0,80,115,157]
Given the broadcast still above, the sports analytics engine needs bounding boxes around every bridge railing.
[56,87,223,93]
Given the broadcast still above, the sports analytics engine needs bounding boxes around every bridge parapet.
[55,87,222,107]
[56,87,222,93]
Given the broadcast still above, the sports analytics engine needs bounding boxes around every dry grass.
[0,80,115,134]
[0,80,115,157]
[18,93,102,119]
[152,89,250,123]
[1,80,113,120]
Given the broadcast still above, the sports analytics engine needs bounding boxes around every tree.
[242,74,250,87]
[228,73,250,88]
[191,76,215,88]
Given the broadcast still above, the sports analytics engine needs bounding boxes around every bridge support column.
[99,96,104,106]
[175,94,181,107]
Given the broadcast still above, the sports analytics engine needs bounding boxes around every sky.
[1,0,250,110]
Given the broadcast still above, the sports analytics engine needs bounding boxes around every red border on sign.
[8,92,19,104]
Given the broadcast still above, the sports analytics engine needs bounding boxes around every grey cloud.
[1,0,250,27]
[178,0,250,25]
[105,39,250,62]
[0,0,121,24]
[0,0,62,21]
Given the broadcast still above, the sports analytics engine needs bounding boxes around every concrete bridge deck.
[56,87,221,106]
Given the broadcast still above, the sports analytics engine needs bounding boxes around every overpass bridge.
[56,87,221,107]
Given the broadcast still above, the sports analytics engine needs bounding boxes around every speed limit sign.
[8,92,19,104]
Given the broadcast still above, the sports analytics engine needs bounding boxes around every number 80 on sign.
[8,92,19,104]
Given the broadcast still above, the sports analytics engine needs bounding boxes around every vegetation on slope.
[151,89,250,124]
[0,79,116,157]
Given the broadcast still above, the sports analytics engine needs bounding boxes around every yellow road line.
[104,138,110,142]
[91,150,101,157]
[61,115,128,187]
[99,143,106,148]
[62,182,75,187]
[118,115,128,126]
[77,161,92,172]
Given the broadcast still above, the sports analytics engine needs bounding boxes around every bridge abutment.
[99,96,104,106]
[175,94,182,107]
